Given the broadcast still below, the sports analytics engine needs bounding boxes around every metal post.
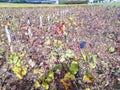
[27,18,32,38]
[5,25,13,52]
[40,16,42,27]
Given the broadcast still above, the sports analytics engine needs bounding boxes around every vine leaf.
[83,71,94,83]
[60,72,75,90]
[35,80,41,88]
[69,61,79,74]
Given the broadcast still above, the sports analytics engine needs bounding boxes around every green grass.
[93,2,120,7]
[0,3,86,8]
[0,2,120,8]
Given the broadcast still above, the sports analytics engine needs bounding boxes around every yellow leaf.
[33,69,40,74]
[42,82,49,90]
[53,39,62,47]
[12,65,27,79]
[58,40,62,45]
[45,39,51,45]
[60,54,65,62]
[22,67,27,75]
[60,78,71,90]
[63,31,67,36]
[64,72,75,79]
[53,39,58,47]
[25,32,28,35]
[16,73,23,79]
[81,51,87,61]
[12,65,22,74]
[69,17,73,21]
[19,52,25,57]
[60,72,75,90]
[85,88,90,90]
[75,56,80,61]
[83,72,94,83]
[35,80,41,88]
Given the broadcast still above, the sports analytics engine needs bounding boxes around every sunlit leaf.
[42,82,49,90]
[12,65,21,74]
[35,80,41,88]
[12,65,27,79]
[16,73,23,79]
[22,67,27,75]
[12,65,22,79]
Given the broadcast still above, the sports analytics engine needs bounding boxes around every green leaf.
[0,42,4,46]
[113,69,120,73]
[64,72,75,79]
[52,64,62,71]
[88,54,97,69]
[16,60,23,67]
[48,71,54,79]
[92,55,97,62]
[89,62,96,69]
[0,49,5,53]
[81,51,87,61]
[69,61,79,74]
[39,74,45,82]
[9,52,21,65]
[45,39,51,45]
[45,71,54,83]
[108,46,115,53]
[65,49,75,58]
